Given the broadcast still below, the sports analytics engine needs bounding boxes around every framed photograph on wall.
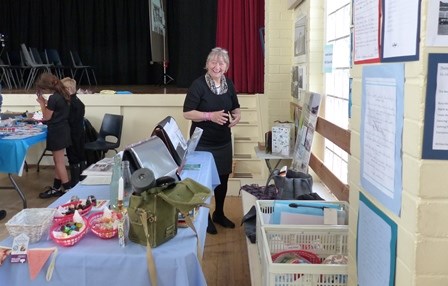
[298,65,306,90]
[291,65,306,99]
[294,16,307,58]
[291,66,299,98]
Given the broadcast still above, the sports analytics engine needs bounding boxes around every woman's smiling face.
[206,55,228,81]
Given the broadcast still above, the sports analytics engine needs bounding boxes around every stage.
[1,84,189,95]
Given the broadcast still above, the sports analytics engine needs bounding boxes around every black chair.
[20,43,51,90]
[0,58,17,89]
[4,51,30,88]
[70,50,98,86]
[84,113,123,160]
[45,49,72,78]
[36,148,52,172]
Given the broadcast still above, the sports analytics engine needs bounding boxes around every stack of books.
[81,157,114,185]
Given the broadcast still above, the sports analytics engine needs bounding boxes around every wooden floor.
[0,166,251,286]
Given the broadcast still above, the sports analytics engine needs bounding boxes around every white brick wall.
[348,0,448,283]
[263,0,448,285]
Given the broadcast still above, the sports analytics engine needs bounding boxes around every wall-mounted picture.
[291,65,306,99]
[294,16,307,57]
[298,65,305,90]
[291,66,299,98]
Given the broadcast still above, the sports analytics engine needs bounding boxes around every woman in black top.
[36,73,72,198]
[61,77,86,187]
[183,47,241,234]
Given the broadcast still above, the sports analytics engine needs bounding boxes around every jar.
[121,160,133,207]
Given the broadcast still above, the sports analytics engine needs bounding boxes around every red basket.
[271,250,321,264]
[53,201,92,222]
[271,250,322,282]
[50,217,88,247]
[87,212,119,239]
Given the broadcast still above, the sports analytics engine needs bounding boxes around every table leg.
[0,173,27,209]
[264,159,286,186]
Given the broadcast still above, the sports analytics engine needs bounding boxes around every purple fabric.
[239,184,278,200]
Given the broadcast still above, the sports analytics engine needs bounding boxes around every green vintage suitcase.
[128,168,211,247]
[127,180,178,247]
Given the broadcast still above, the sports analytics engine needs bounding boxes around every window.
[324,0,351,184]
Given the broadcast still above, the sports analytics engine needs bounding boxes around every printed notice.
[363,77,396,197]
[382,0,419,61]
[357,193,397,286]
[353,0,380,63]
[432,63,448,150]
[361,63,404,216]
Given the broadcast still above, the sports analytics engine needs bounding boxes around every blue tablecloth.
[0,151,219,286]
[0,131,46,174]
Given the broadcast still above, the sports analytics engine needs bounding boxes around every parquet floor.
[0,165,251,286]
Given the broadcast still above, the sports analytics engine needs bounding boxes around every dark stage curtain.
[0,0,263,92]
[216,0,265,94]
[167,0,217,88]
[0,0,158,85]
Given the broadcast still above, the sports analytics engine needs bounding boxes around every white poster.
[361,63,404,216]
[427,0,448,46]
[432,63,448,150]
[151,0,165,36]
[382,0,419,61]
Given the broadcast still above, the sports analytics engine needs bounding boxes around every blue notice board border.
[357,193,397,286]
[422,53,448,159]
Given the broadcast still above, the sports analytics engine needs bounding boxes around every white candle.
[118,177,124,201]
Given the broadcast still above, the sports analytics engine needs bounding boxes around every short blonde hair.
[205,47,230,69]
[61,77,77,94]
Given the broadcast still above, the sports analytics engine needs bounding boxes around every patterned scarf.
[205,73,228,95]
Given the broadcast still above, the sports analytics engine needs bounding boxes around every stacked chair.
[20,43,52,90]
[70,51,97,86]
[3,45,98,89]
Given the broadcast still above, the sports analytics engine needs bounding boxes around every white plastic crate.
[260,225,348,286]
[255,200,349,260]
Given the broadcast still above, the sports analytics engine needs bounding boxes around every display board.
[149,0,167,62]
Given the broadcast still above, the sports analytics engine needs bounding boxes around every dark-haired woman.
[35,72,72,198]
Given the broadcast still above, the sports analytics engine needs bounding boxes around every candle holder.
[116,199,128,247]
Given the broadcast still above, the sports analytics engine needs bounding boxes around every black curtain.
[0,0,157,85]
[167,0,217,88]
[0,0,217,87]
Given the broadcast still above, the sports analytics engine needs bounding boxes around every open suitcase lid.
[123,136,180,180]
[151,116,187,166]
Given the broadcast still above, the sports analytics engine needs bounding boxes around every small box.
[271,123,294,156]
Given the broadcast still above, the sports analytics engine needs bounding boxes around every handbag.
[268,168,313,200]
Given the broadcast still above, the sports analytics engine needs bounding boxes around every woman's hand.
[35,91,46,106]
[228,108,241,127]
[210,110,229,125]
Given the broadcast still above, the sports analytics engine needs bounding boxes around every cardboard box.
[271,122,294,156]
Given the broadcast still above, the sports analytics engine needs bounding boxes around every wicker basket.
[50,217,88,247]
[53,201,92,223]
[87,212,119,239]
[5,208,56,243]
